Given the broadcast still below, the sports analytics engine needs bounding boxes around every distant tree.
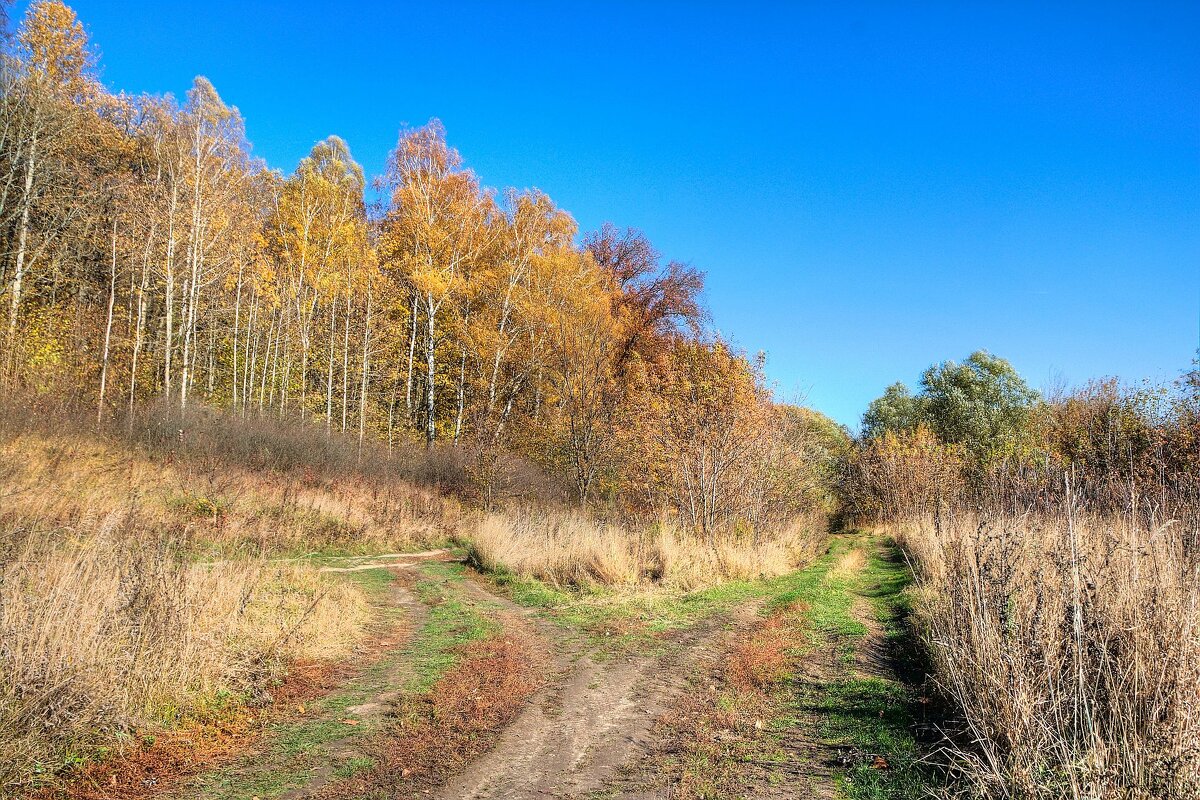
[862,382,923,439]
[775,404,852,514]
[862,351,1040,465]
[919,350,1040,462]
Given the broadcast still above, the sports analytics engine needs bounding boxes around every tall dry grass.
[467,509,826,591]
[0,419,405,795]
[0,427,454,556]
[0,510,369,794]
[895,508,1199,799]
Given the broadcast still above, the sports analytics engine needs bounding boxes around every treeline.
[845,350,1200,523]
[0,2,845,529]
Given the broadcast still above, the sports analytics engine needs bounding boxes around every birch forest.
[0,2,842,524]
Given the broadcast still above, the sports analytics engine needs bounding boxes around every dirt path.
[176,552,751,800]
[272,562,437,800]
[598,536,929,800]
[749,552,892,800]
[436,575,752,800]
[185,551,457,800]
[750,543,918,800]
[114,539,926,800]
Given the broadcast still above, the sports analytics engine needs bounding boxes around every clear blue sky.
[21,1,1200,428]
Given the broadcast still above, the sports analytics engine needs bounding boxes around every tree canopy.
[862,351,1041,463]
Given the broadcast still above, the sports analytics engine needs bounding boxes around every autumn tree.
[634,340,778,540]
[584,223,705,373]
[379,121,495,446]
[0,0,100,386]
[545,253,619,505]
[266,135,368,424]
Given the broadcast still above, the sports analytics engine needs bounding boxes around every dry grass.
[0,429,454,555]
[0,513,370,795]
[894,510,1200,799]
[726,612,801,690]
[0,424,399,796]
[467,509,826,591]
[312,622,545,799]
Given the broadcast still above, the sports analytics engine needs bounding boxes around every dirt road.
[62,537,928,800]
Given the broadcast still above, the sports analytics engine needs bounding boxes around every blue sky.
[20,1,1200,428]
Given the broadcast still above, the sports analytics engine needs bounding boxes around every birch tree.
[379,120,494,446]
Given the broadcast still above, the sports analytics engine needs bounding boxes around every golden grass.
[895,511,1200,799]
[826,547,866,580]
[0,428,399,795]
[0,516,369,794]
[0,430,453,555]
[467,509,825,590]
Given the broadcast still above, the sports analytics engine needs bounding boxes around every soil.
[437,592,750,800]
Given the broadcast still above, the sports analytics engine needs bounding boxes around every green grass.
[626,532,931,800]
[338,563,402,595]
[403,571,498,693]
[721,533,929,800]
[486,538,871,654]
[793,535,930,800]
[332,756,376,779]
[815,678,926,800]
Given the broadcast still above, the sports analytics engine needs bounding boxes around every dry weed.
[468,509,825,590]
[896,510,1200,798]
[0,515,368,794]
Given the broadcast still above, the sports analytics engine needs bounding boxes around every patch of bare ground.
[433,602,755,800]
[604,604,826,800]
[848,595,890,680]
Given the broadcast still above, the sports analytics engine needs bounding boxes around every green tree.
[862,381,923,439]
[919,350,1040,462]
